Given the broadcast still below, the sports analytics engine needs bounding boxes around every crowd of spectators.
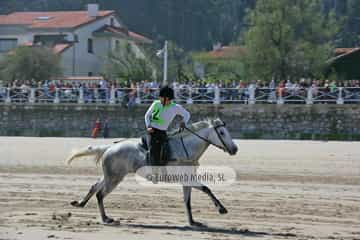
[1,78,360,104]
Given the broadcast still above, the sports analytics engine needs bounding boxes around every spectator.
[269,79,276,89]
[329,80,336,92]
[277,80,286,98]
[91,118,101,138]
[126,82,137,108]
[103,119,110,138]
[268,79,276,102]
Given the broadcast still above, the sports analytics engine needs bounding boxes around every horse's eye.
[220,131,224,135]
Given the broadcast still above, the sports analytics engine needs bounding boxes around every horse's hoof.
[219,207,228,215]
[70,201,83,208]
[103,218,119,226]
[104,221,120,226]
[190,221,206,228]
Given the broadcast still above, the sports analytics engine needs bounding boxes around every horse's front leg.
[193,184,228,214]
[182,186,205,227]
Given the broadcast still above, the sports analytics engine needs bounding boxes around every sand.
[0,137,359,240]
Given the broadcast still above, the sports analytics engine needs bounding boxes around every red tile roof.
[53,43,73,54]
[329,48,360,63]
[21,41,34,46]
[0,11,115,29]
[95,25,152,43]
[129,31,152,43]
[335,48,359,55]
[95,25,129,35]
[18,42,72,54]
[207,46,246,59]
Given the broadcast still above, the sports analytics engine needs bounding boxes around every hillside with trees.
[1,0,358,50]
[1,0,359,81]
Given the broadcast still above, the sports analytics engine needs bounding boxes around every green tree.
[193,46,247,81]
[166,41,196,83]
[0,46,62,83]
[244,0,339,81]
[339,0,360,47]
[103,42,154,82]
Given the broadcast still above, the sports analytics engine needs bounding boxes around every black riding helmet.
[159,85,174,100]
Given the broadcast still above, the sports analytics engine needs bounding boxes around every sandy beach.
[0,137,359,240]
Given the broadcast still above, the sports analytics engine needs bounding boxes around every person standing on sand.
[103,119,110,138]
[91,118,101,138]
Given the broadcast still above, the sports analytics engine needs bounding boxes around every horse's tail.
[66,145,111,165]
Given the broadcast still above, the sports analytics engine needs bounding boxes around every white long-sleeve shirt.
[145,100,190,131]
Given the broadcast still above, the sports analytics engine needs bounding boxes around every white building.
[0,4,152,77]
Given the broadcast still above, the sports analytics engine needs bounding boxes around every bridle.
[181,122,232,157]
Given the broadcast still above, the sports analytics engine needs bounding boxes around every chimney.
[87,4,99,17]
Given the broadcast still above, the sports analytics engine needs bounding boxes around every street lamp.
[157,40,168,85]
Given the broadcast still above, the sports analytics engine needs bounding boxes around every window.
[115,40,120,50]
[87,38,93,53]
[0,39,18,52]
[88,72,93,76]
[73,34,79,42]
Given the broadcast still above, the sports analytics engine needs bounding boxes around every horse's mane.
[168,118,222,139]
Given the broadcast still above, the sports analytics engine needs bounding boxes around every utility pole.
[163,40,168,85]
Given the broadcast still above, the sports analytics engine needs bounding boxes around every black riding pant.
[148,128,167,166]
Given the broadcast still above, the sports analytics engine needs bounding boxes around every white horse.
[67,118,238,226]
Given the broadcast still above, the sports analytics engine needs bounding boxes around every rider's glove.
[180,122,186,130]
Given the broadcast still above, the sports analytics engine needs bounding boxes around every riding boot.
[148,128,168,183]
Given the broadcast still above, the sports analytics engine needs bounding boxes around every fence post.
[94,88,100,103]
[110,86,116,104]
[306,87,313,105]
[213,86,220,104]
[54,88,60,104]
[277,96,284,104]
[268,89,276,104]
[78,87,84,104]
[277,88,284,105]
[29,88,36,103]
[186,86,193,104]
[249,87,256,104]
[337,87,344,105]
[135,85,141,104]
[5,87,11,103]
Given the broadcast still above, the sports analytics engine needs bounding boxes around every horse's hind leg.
[193,184,227,214]
[71,180,104,208]
[96,173,126,224]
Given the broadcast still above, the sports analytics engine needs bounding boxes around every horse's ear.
[206,118,212,126]
[218,118,225,125]
[213,118,223,126]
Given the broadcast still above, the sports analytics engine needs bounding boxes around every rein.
[181,123,231,155]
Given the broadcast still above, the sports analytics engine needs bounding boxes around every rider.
[145,85,190,166]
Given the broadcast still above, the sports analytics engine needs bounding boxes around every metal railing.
[0,86,359,105]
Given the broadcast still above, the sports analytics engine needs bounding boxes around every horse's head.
[208,118,238,156]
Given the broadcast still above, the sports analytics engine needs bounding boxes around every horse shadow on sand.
[110,222,297,238]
